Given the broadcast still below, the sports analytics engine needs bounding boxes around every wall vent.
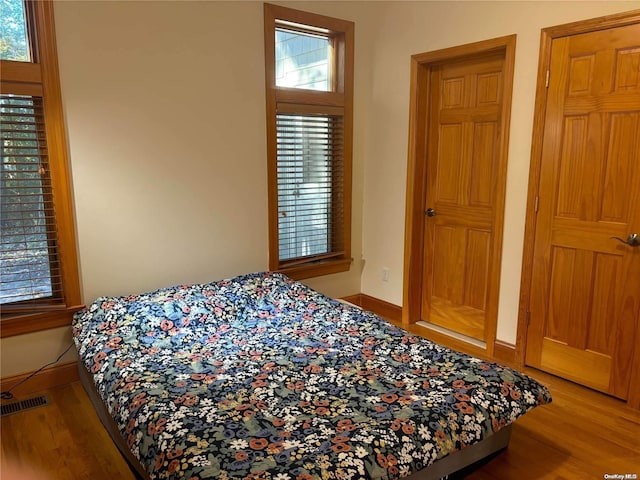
[1,395,49,417]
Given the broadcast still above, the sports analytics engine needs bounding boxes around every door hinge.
[526,311,531,326]
[545,69,550,88]
[534,196,539,213]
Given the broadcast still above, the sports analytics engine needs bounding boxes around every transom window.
[275,28,331,91]
[0,0,32,62]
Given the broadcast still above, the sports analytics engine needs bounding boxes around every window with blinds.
[1,0,81,336]
[1,94,62,307]
[276,114,344,266]
[265,4,354,279]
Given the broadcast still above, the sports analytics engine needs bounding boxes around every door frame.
[402,35,516,357]
[517,9,640,406]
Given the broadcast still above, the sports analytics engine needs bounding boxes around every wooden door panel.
[556,113,639,222]
[430,226,491,311]
[469,122,497,207]
[476,72,501,105]
[527,21,640,399]
[432,225,465,303]
[442,77,465,108]
[611,248,640,399]
[436,124,463,203]
[430,297,485,341]
[551,218,627,254]
[556,116,590,218]
[567,55,595,96]
[547,247,585,344]
[614,47,640,91]
[464,229,490,311]
[563,96,640,115]
[602,113,639,221]
[547,247,622,352]
[539,338,611,392]
[589,253,619,355]
[432,204,492,229]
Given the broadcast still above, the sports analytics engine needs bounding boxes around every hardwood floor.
[2,349,639,479]
[1,382,132,479]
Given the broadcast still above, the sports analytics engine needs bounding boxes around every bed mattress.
[73,272,551,479]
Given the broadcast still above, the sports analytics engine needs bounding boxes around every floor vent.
[1,395,49,417]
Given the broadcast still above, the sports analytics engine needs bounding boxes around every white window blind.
[1,94,62,307]
[276,113,345,266]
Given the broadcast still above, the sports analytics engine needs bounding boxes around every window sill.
[276,257,352,281]
[0,305,85,338]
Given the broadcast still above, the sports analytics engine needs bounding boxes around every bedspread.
[73,272,551,480]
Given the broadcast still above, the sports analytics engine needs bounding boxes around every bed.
[73,271,551,480]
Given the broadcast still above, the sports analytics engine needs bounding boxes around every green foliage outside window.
[0,0,30,61]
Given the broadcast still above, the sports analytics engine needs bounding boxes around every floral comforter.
[73,272,551,480]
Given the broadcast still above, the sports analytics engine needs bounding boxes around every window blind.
[276,113,345,266]
[1,94,62,308]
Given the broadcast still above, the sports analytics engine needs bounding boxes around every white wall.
[2,1,638,377]
[358,1,640,344]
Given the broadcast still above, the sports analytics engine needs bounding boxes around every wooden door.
[421,52,507,343]
[526,22,640,399]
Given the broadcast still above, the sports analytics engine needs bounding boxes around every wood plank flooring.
[2,345,639,479]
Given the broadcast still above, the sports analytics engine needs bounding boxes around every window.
[264,3,354,279]
[276,28,331,91]
[1,0,82,337]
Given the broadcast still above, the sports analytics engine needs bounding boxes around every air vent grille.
[1,395,49,417]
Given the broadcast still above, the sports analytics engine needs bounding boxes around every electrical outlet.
[382,267,390,282]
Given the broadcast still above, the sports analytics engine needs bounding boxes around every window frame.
[1,0,83,337]
[264,3,354,280]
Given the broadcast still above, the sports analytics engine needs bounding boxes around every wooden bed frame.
[79,362,512,480]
